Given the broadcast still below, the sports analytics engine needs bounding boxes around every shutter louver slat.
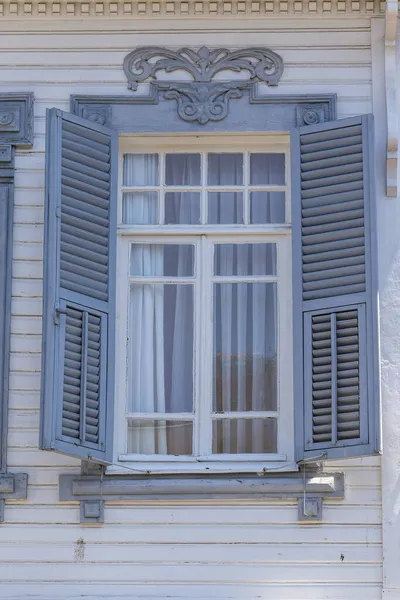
[293,114,380,461]
[40,108,116,464]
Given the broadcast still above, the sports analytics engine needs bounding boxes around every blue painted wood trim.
[70,92,337,133]
[0,93,33,506]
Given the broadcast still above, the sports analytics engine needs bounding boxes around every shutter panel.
[40,109,117,464]
[292,115,381,461]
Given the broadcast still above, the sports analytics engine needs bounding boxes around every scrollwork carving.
[123,46,284,124]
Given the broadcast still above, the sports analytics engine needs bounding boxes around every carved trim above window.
[123,46,284,124]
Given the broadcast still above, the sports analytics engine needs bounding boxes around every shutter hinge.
[54,303,68,325]
[55,205,61,218]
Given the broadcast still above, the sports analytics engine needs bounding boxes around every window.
[40,109,380,470]
[115,135,294,470]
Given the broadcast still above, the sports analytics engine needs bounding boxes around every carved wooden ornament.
[123,46,284,124]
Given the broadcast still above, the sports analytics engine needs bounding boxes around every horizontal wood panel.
[12,261,43,279]
[14,207,44,224]
[8,391,41,410]
[14,170,45,189]
[10,334,42,354]
[3,503,382,525]
[8,430,39,449]
[0,562,382,583]
[8,372,41,391]
[0,542,381,564]
[0,29,372,51]
[10,352,41,370]
[0,48,371,67]
[0,521,382,544]
[12,278,43,297]
[11,298,43,317]
[0,582,382,600]
[13,243,43,262]
[13,224,44,244]
[7,449,81,468]
[10,316,42,335]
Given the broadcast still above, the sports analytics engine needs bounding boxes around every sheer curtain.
[212,153,283,454]
[127,154,196,454]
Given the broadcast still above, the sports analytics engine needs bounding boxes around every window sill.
[59,469,345,524]
[108,458,294,475]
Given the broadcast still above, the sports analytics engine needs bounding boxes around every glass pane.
[165,154,201,185]
[208,153,243,185]
[250,154,285,185]
[250,191,285,224]
[165,192,201,225]
[122,192,158,224]
[214,244,276,276]
[208,192,243,224]
[212,418,277,454]
[123,154,159,186]
[127,419,193,455]
[213,283,277,412]
[128,284,194,413]
[130,244,194,277]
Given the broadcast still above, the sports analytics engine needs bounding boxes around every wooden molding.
[60,471,345,523]
[0,0,385,18]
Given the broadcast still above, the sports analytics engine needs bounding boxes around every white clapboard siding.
[0,542,383,563]
[0,583,383,600]
[2,15,380,600]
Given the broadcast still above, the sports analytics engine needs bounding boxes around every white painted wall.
[0,14,385,600]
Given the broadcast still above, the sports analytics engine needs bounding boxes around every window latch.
[54,303,68,325]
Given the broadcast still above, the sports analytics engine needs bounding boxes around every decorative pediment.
[123,46,284,124]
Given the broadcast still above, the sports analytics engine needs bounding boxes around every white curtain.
[127,155,195,454]
[211,153,281,454]
[123,154,158,224]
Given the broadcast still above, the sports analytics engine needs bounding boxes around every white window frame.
[110,133,294,475]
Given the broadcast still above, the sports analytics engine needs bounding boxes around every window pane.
[165,154,201,185]
[208,192,243,224]
[130,244,194,277]
[128,284,194,413]
[214,244,276,276]
[212,418,277,453]
[127,419,193,455]
[165,192,201,224]
[250,191,285,224]
[123,154,159,186]
[122,192,158,224]
[208,153,243,185]
[213,283,277,412]
[250,153,285,185]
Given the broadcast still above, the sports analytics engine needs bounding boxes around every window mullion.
[159,152,165,225]
[197,235,213,456]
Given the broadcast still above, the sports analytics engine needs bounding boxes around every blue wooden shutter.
[291,115,381,461]
[40,109,117,464]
